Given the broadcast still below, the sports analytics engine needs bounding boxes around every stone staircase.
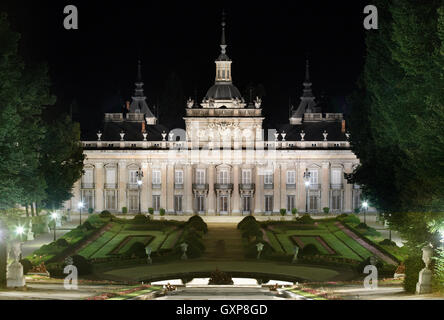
[202,223,245,260]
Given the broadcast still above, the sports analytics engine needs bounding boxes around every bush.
[20,259,33,275]
[186,215,208,234]
[81,221,95,231]
[354,208,360,214]
[343,214,361,224]
[88,208,93,214]
[291,208,298,215]
[296,214,315,224]
[159,208,165,216]
[124,242,147,259]
[323,207,330,214]
[280,208,287,216]
[404,255,424,293]
[99,210,112,218]
[71,254,93,275]
[46,263,65,278]
[336,213,348,219]
[356,222,369,229]
[148,208,154,215]
[237,215,257,229]
[55,238,69,247]
[132,214,150,225]
[379,239,397,246]
[300,243,320,256]
[122,207,128,214]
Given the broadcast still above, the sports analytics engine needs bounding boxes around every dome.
[205,83,242,100]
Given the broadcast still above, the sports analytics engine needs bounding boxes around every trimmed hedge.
[404,255,424,293]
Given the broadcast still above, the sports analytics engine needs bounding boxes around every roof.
[205,83,242,100]
[264,121,348,142]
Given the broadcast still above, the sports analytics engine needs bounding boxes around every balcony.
[104,183,117,189]
[192,183,209,191]
[330,184,343,189]
[264,183,274,189]
[215,183,233,190]
[174,183,184,189]
[286,183,296,189]
[127,183,139,190]
[239,183,255,191]
[307,184,321,190]
[81,183,95,189]
[152,183,161,189]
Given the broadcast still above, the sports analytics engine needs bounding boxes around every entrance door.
[242,196,251,215]
[219,196,228,215]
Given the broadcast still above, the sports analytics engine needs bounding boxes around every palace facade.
[65,17,362,216]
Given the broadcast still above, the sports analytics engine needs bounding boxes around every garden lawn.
[160,229,183,250]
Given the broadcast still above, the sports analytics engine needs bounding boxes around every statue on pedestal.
[416,243,434,294]
[180,242,188,260]
[7,240,25,288]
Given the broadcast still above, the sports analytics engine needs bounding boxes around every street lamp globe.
[304,181,310,187]
[362,201,368,209]
[51,212,58,220]
[137,179,143,186]
[78,201,84,209]
[15,226,24,236]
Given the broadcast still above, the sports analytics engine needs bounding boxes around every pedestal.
[7,261,25,288]
[416,268,432,294]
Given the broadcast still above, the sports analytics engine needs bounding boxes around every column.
[141,162,148,213]
[95,163,104,212]
[273,164,280,213]
[160,163,167,211]
[254,165,262,214]
[280,163,287,212]
[207,165,216,215]
[147,163,152,210]
[185,164,193,214]
[72,180,81,212]
[321,162,330,210]
[118,161,127,213]
[297,162,307,213]
[167,163,174,213]
[344,163,353,213]
[232,164,240,214]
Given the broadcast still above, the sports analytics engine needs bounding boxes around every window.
[81,190,94,210]
[197,195,205,213]
[106,168,116,185]
[219,170,229,184]
[129,170,138,184]
[331,169,342,185]
[309,170,318,185]
[286,171,296,184]
[331,190,342,211]
[308,191,320,211]
[128,191,139,211]
[174,195,183,213]
[153,195,160,211]
[242,169,252,184]
[219,196,228,213]
[152,170,161,184]
[196,169,205,184]
[222,69,225,78]
[175,170,184,184]
[287,195,296,212]
[265,195,273,212]
[82,169,94,184]
[264,172,273,185]
[242,196,251,213]
[105,190,116,210]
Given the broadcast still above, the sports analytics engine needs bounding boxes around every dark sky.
[1,1,367,131]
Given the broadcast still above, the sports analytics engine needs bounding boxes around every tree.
[40,114,84,210]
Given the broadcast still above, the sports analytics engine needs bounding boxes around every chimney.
[141,121,146,133]
[126,101,130,111]
[341,120,346,133]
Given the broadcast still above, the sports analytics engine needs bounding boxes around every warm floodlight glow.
[16,226,25,235]
[51,212,58,220]
[137,180,143,186]
[78,201,84,209]
[362,201,368,209]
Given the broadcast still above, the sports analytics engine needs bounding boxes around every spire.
[137,60,142,83]
[292,59,318,117]
[220,10,227,55]
[305,59,310,82]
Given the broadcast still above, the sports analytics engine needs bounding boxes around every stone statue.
[300,130,305,141]
[120,131,125,141]
[180,242,188,260]
[187,98,194,108]
[416,243,434,294]
[142,132,148,141]
[256,242,264,259]
[292,246,299,263]
[281,131,286,142]
[161,131,167,141]
[27,220,34,241]
[323,130,328,141]
[7,240,25,288]
[254,96,262,109]
[145,246,152,264]
[97,131,102,141]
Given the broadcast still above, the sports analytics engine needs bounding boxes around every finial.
[137,60,142,82]
[305,59,310,82]
[220,10,227,54]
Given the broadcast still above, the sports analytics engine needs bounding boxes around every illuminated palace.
[65,17,362,216]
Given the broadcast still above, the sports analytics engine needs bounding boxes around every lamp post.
[362,201,368,225]
[303,170,311,214]
[0,220,7,289]
[78,201,84,226]
[388,213,392,241]
[51,212,58,241]
[136,169,144,214]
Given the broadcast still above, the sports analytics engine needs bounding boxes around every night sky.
[1,1,367,132]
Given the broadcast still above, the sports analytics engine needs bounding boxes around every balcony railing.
[215,183,234,190]
[286,183,296,189]
[192,183,209,190]
[264,183,274,189]
[127,183,139,190]
[104,183,117,189]
[239,183,255,191]
[81,183,95,189]
[152,183,161,189]
[307,184,321,190]
[174,183,184,189]
[330,183,343,189]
